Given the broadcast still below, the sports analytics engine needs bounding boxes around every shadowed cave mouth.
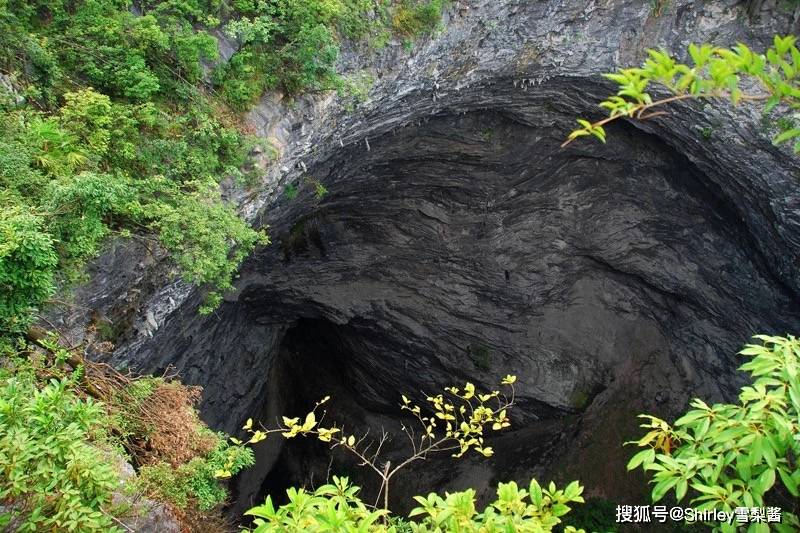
[227,106,800,519]
[233,316,572,520]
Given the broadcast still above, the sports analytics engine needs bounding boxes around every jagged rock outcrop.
[52,0,800,520]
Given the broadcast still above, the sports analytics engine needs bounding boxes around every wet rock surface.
[56,0,800,519]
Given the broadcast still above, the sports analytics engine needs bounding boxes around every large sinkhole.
[130,87,800,520]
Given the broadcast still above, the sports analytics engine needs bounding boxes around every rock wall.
[56,0,800,518]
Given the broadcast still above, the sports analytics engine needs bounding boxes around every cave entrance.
[230,316,575,521]
[230,318,419,518]
[222,103,800,523]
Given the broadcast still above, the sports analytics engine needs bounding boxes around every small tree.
[230,376,519,512]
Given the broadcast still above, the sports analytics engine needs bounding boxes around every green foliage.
[392,0,445,38]
[245,475,586,532]
[566,35,800,152]
[217,0,372,108]
[0,1,268,333]
[313,180,329,200]
[339,70,375,111]
[43,171,135,279]
[0,0,221,104]
[339,0,378,39]
[149,185,269,314]
[0,360,120,532]
[216,0,446,108]
[626,335,800,532]
[0,208,58,334]
[245,476,389,532]
[0,338,258,530]
[138,439,255,511]
[409,479,585,533]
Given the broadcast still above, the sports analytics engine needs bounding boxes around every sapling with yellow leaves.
[239,375,588,532]
[229,375,518,513]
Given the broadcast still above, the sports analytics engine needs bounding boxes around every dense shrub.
[0,361,119,532]
[0,341,256,532]
[0,209,57,335]
[138,440,254,511]
[392,0,445,37]
[216,0,365,107]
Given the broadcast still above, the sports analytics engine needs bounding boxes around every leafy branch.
[625,336,800,532]
[563,35,800,152]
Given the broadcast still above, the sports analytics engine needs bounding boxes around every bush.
[627,335,800,532]
[217,0,350,103]
[138,440,255,511]
[392,0,445,37]
[0,367,119,532]
[245,475,587,532]
[0,208,57,334]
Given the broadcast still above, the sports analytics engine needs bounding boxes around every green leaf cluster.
[245,475,586,532]
[0,208,58,334]
[246,476,390,532]
[0,358,120,532]
[0,89,267,332]
[627,335,800,532]
[391,0,446,38]
[408,478,585,532]
[567,35,800,152]
[216,0,373,110]
[216,0,447,110]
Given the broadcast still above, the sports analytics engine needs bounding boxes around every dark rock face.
[240,102,785,414]
[82,0,800,519]
[231,100,800,509]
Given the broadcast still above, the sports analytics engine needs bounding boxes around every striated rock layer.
[55,0,800,517]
